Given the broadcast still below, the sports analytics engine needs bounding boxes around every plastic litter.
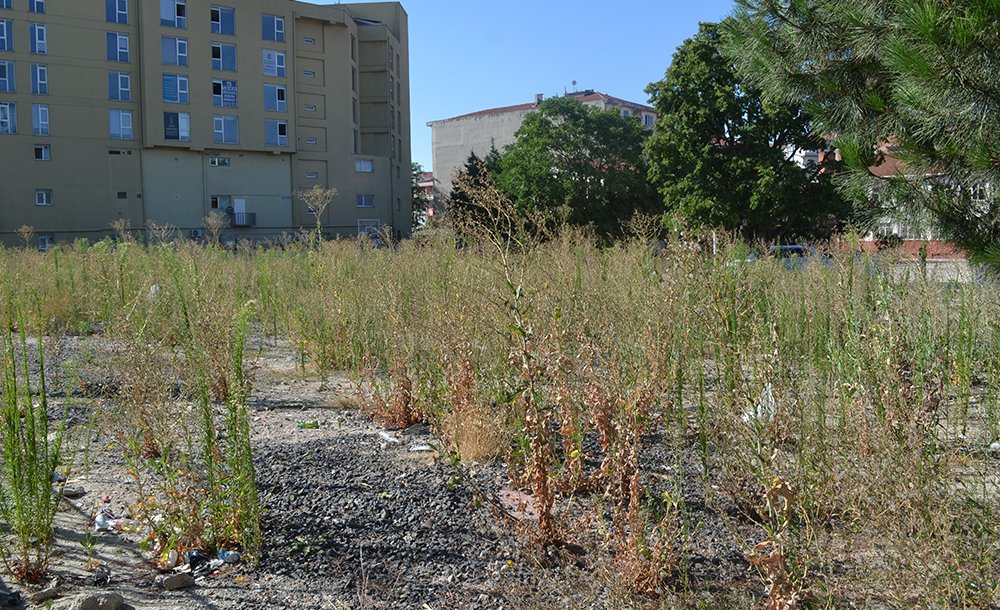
[218,550,241,564]
[408,444,434,453]
[92,566,112,587]
[742,382,776,426]
[297,420,320,429]
[378,431,402,444]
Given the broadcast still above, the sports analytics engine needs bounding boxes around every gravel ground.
[0,336,757,610]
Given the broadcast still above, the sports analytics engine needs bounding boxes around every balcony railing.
[230,212,256,227]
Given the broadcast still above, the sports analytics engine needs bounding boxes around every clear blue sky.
[318,0,735,171]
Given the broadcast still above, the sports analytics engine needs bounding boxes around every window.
[388,46,393,70]
[37,234,53,251]
[352,99,357,123]
[396,53,400,74]
[304,137,317,145]
[213,115,237,143]
[31,64,46,94]
[0,1,9,9]
[350,34,356,60]
[208,156,230,167]
[211,6,234,35]
[162,73,188,103]
[302,70,315,78]
[160,0,186,28]
[264,119,286,146]
[302,37,315,45]
[304,171,318,180]
[211,43,236,71]
[163,111,190,141]
[107,33,129,62]
[351,67,356,91]
[262,49,284,76]
[262,14,284,42]
[161,36,187,66]
[355,159,374,173]
[356,194,375,208]
[396,82,401,104]
[210,195,230,209]
[263,84,285,111]
[110,109,132,139]
[30,23,45,54]
[212,79,237,107]
[35,189,52,206]
[304,104,316,112]
[390,106,395,130]
[106,0,128,24]
[34,143,50,160]
[0,102,14,134]
[108,71,131,101]
[32,103,48,135]
[390,135,395,158]
[644,114,654,128]
[353,129,358,154]
[0,61,12,92]
[0,20,11,51]
[28,0,43,13]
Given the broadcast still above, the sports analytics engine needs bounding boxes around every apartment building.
[0,0,411,247]
[427,90,656,197]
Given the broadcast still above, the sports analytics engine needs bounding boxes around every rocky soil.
[0,336,756,610]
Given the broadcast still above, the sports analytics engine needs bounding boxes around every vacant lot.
[0,232,996,609]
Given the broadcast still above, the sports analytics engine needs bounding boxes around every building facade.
[427,90,657,197]
[0,0,411,247]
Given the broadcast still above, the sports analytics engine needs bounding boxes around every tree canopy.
[496,97,660,239]
[725,0,1000,258]
[645,21,849,241]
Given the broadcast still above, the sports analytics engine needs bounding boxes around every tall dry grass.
[0,227,992,605]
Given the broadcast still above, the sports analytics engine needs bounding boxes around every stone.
[989,441,1000,454]
[158,572,196,591]
[56,592,124,610]
[62,485,87,499]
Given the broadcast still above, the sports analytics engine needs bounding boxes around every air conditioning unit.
[190,229,205,238]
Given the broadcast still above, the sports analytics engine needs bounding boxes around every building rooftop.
[428,90,655,125]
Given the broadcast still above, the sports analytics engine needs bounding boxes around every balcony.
[230,212,256,227]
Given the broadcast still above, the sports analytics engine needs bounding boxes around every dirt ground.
[0,335,780,609]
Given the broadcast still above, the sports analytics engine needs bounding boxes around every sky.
[317,0,735,171]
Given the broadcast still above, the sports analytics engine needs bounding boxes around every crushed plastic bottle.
[218,550,241,564]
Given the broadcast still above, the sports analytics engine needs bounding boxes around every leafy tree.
[645,21,849,241]
[725,0,1000,259]
[497,97,660,239]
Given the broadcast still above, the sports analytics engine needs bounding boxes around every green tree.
[446,148,502,226]
[411,162,431,229]
[725,0,1000,259]
[645,21,849,241]
[497,97,660,239]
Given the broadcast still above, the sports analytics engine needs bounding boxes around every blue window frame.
[211,42,236,71]
[0,20,11,51]
[0,61,13,93]
[108,71,130,101]
[261,14,284,42]
[28,0,44,13]
[211,6,235,35]
[31,64,47,94]
[106,0,128,24]
[106,32,129,62]
[29,23,46,54]
[160,0,186,28]
[162,73,189,104]
[161,36,187,66]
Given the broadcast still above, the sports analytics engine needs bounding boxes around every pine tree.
[725,0,1000,259]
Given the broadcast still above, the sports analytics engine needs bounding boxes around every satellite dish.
[572,80,577,91]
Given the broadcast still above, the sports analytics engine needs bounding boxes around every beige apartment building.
[0,0,410,248]
[428,90,656,197]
